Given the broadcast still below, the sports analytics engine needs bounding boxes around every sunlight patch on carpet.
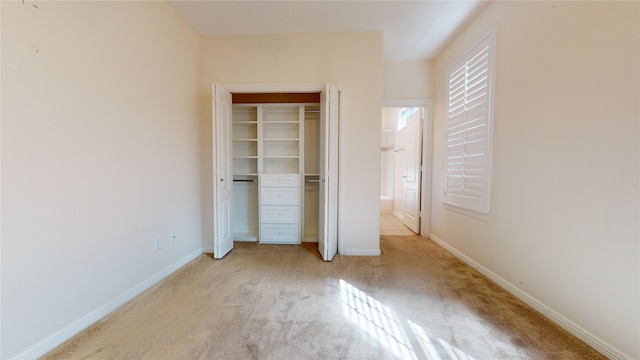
[339,279,417,359]
[408,320,478,360]
[408,320,442,359]
[340,279,478,360]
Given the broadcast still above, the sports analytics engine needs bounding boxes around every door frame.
[381,99,433,237]
[217,82,344,254]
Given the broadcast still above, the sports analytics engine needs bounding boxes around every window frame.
[444,29,496,220]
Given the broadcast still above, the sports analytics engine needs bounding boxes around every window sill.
[444,203,493,222]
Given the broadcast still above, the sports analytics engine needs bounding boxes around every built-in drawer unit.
[259,174,301,244]
[261,188,299,205]
[261,174,300,187]
[260,224,299,244]
[261,206,299,223]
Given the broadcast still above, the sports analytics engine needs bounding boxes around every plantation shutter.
[445,31,495,214]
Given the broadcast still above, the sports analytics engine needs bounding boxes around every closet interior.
[231,93,321,244]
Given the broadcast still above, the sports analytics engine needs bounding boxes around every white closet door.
[213,84,234,259]
[318,84,339,261]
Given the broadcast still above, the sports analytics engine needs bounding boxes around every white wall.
[380,108,397,199]
[199,32,383,255]
[431,1,639,358]
[380,131,394,198]
[392,111,408,217]
[1,2,201,358]
[383,61,434,100]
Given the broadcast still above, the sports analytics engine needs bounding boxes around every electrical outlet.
[169,232,177,244]
[154,236,161,251]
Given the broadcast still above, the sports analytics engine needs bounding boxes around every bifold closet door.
[318,84,339,261]
[212,84,234,259]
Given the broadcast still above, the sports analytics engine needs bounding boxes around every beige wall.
[383,61,434,100]
[199,32,384,255]
[431,1,639,358]
[1,2,201,358]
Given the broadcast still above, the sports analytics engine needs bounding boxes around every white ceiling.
[167,1,488,62]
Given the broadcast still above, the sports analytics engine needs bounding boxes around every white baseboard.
[343,248,381,256]
[15,248,203,360]
[428,234,630,360]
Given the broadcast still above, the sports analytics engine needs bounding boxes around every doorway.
[212,83,341,261]
[379,100,433,238]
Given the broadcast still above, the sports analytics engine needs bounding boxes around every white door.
[403,108,423,233]
[213,84,234,259]
[318,84,339,261]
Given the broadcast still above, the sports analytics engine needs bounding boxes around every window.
[445,30,495,216]
[397,107,417,130]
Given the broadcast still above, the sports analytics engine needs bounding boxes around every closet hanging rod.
[305,110,320,113]
[233,179,258,182]
[305,179,321,183]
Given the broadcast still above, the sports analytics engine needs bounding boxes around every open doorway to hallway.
[380,103,432,237]
[380,213,415,235]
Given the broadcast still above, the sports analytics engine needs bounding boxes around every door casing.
[381,99,433,237]
[213,82,344,257]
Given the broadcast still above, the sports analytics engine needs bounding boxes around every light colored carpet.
[43,236,605,359]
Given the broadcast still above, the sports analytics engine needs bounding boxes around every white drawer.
[261,174,300,188]
[261,206,299,223]
[260,224,299,244]
[261,187,299,205]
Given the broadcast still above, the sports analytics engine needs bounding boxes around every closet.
[231,101,321,245]
[212,84,339,261]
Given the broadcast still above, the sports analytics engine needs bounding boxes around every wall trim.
[15,248,203,360]
[392,210,404,219]
[428,234,629,360]
[443,203,493,222]
[343,248,381,256]
[382,99,432,107]
[221,82,325,93]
